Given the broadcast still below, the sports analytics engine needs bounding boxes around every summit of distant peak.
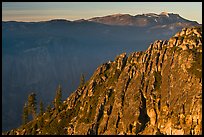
[160,12,170,17]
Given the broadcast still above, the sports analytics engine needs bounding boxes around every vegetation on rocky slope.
[3,26,202,135]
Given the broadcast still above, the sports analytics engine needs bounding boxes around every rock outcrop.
[3,26,202,135]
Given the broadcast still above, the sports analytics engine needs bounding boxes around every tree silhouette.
[22,103,28,125]
[46,104,52,112]
[31,123,37,135]
[79,73,85,88]
[28,92,37,119]
[53,85,62,112]
[39,100,44,116]
[45,104,52,119]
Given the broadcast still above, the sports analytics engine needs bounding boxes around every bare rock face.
[3,27,202,135]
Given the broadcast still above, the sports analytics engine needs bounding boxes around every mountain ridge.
[2,12,201,131]
[3,12,201,26]
[3,26,202,135]
[88,12,199,27]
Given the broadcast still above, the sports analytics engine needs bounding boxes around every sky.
[2,2,202,24]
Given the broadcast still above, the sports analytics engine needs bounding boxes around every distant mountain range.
[2,12,200,131]
[88,12,199,27]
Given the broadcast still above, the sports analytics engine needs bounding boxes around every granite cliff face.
[2,13,200,131]
[4,27,202,135]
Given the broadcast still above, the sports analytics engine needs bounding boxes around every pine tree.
[53,85,62,112]
[37,101,45,128]
[46,104,52,112]
[31,123,37,135]
[22,103,28,125]
[28,92,37,119]
[39,100,44,116]
[46,104,52,119]
[79,73,85,88]
[38,116,44,128]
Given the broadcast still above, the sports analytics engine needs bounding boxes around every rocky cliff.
[4,26,202,135]
[2,13,200,131]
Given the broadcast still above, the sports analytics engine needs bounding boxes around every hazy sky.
[2,2,202,24]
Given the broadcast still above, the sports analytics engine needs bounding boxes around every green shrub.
[187,51,202,79]
[170,46,177,53]
[178,36,184,41]
[153,71,162,90]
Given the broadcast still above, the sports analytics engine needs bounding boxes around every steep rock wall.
[4,27,202,135]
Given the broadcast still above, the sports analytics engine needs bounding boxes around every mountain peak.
[160,11,169,16]
[88,12,198,27]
